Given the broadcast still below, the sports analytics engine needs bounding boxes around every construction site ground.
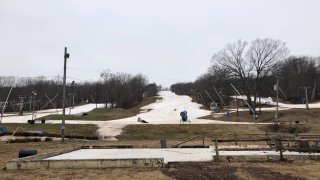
[1,140,320,180]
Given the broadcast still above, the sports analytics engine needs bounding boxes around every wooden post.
[214,137,219,161]
[289,120,292,131]
[202,134,205,147]
[7,126,20,144]
[278,137,284,161]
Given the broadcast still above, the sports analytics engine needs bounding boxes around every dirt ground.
[1,140,320,180]
[162,161,320,180]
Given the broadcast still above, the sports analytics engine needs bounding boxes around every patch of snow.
[231,95,320,109]
[1,103,105,123]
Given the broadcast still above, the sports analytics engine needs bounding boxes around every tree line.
[0,71,159,113]
[171,38,320,112]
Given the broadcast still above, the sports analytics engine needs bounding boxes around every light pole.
[69,93,71,115]
[61,47,70,144]
[299,86,310,110]
[31,91,37,120]
[305,87,309,110]
[236,94,239,117]
[275,77,279,124]
[71,81,76,109]
[213,87,224,109]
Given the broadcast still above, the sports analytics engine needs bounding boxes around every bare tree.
[212,38,289,111]
[247,38,289,109]
[212,40,254,107]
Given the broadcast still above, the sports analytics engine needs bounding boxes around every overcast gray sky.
[1,0,320,87]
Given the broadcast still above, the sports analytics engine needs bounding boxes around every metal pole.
[72,94,75,109]
[305,87,309,110]
[0,86,13,124]
[29,96,32,112]
[42,94,59,111]
[96,94,98,108]
[32,91,37,120]
[71,81,75,109]
[198,92,206,106]
[231,84,256,118]
[204,90,214,103]
[61,47,69,143]
[236,94,239,117]
[275,78,279,124]
[213,87,224,108]
[69,94,71,115]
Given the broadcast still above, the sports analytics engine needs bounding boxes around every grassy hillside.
[38,96,161,121]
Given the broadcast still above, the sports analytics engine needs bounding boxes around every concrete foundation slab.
[45,148,214,163]
[6,146,320,170]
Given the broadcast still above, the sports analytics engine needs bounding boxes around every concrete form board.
[6,158,164,170]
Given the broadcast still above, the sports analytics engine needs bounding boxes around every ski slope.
[4,91,316,137]
[96,91,255,137]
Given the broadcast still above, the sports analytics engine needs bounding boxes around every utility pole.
[275,77,279,124]
[61,47,70,144]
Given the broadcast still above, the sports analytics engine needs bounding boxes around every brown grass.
[201,108,320,135]
[2,123,99,137]
[117,124,266,140]
[202,108,320,123]
[38,96,161,121]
